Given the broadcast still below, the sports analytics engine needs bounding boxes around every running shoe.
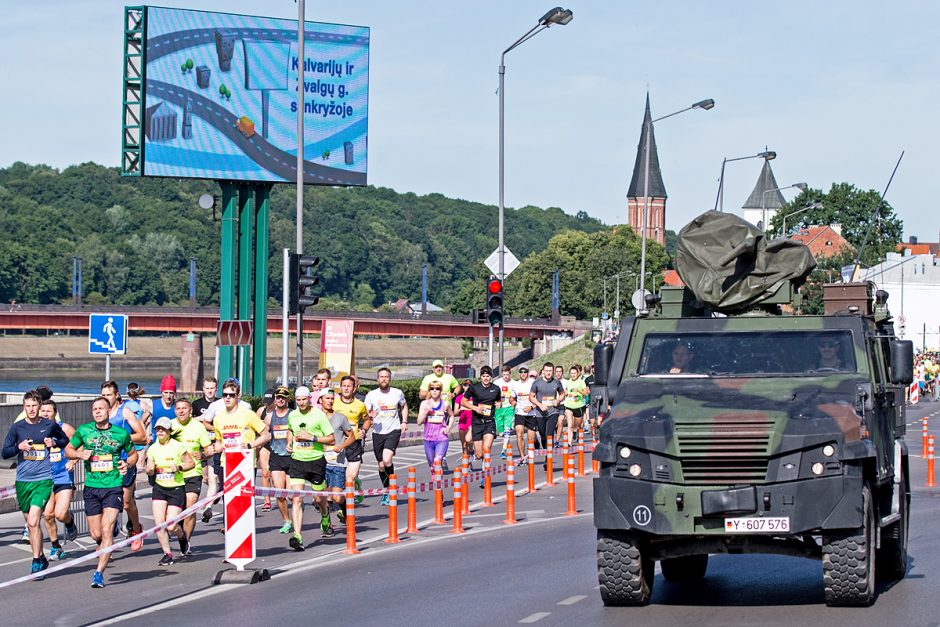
[336,508,347,524]
[278,521,293,534]
[178,534,190,556]
[130,531,144,552]
[261,501,272,512]
[91,571,105,588]
[289,534,305,552]
[158,553,175,566]
[30,559,42,576]
[500,450,507,460]
[202,509,214,523]
[320,514,332,535]
[21,526,29,544]
[64,521,78,542]
[354,477,364,504]
[380,494,390,506]
[441,459,450,473]
[480,478,485,489]
[49,546,66,561]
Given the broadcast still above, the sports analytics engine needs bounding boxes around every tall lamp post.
[638,98,715,297]
[714,150,776,212]
[781,201,823,237]
[498,6,573,365]
[760,182,807,232]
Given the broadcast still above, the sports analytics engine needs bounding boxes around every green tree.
[505,226,668,319]
[768,183,902,265]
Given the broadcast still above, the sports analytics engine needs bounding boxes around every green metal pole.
[218,182,239,384]
[238,184,254,390]
[253,184,272,395]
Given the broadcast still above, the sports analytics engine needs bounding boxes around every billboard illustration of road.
[141,6,369,185]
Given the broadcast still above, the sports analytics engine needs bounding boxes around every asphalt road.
[3,404,940,625]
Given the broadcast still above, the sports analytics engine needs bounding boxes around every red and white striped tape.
[0,485,16,500]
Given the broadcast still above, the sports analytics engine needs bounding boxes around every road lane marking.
[519,612,551,623]
[557,595,586,606]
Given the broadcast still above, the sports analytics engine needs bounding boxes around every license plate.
[724,516,790,533]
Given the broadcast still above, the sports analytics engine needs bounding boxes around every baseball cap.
[480,365,493,376]
[432,359,444,368]
[518,367,528,373]
[154,417,173,431]
[263,388,275,402]
[294,386,311,399]
[320,387,336,397]
[274,385,291,398]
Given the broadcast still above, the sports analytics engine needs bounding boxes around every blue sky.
[1,1,936,240]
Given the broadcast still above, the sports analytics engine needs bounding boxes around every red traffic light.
[488,279,503,294]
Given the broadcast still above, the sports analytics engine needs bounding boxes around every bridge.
[0,304,574,339]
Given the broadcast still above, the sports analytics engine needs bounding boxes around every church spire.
[627,92,667,199]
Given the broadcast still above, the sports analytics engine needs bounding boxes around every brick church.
[626,94,666,245]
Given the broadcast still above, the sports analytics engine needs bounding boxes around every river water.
[0,369,175,395]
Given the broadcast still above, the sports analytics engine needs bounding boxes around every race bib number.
[542,397,556,407]
[377,405,398,420]
[295,439,314,449]
[273,425,289,440]
[324,450,339,464]
[428,411,445,424]
[90,454,113,472]
[156,467,176,482]
[49,448,62,463]
[222,431,241,449]
[480,405,493,417]
[23,444,46,461]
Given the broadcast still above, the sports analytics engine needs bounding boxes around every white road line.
[557,595,586,606]
[518,612,551,623]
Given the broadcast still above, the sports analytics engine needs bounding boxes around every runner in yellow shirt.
[146,417,195,566]
[170,398,215,551]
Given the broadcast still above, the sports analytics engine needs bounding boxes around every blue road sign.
[89,314,128,355]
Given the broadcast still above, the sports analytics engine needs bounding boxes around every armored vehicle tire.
[660,555,708,581]
[597,530,654,606]
[877,471,909,581]
[822,484,876,607]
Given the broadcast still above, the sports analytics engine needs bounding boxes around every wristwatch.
[246,442,252,449]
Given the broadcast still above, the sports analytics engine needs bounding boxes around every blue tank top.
[49,442,73,486]
[151,400,176,439]
[268,408,291,456]
[109,401,137,459]
[123,399,146,450]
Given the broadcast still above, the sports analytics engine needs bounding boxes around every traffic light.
[486,276,504,327]
[288,252,320,315]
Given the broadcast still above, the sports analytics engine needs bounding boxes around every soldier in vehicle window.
[815,338,844,371]
[669,343,695,373]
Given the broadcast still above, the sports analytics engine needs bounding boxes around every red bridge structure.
[0,305,573,339]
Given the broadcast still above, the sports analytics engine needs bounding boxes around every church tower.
[741,160,785,229]
[627,94,667,245]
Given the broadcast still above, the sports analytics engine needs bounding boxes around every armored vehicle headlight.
[822,444,835,457]
[811,462,825,476]
[628,464,642,477]
[619,446,632,460]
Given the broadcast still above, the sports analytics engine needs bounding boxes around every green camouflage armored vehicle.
[591,211,914,607]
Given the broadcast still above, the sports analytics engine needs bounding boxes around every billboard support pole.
[238,185,255,391]
[295,0,306,386]
[253,184,272,395]
[219,182,239,385]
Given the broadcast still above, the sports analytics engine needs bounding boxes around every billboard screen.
[140,6,368,185]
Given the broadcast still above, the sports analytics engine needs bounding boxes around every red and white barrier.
[223,449,256,571]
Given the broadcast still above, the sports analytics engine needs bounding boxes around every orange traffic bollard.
[562,431,571,479]
[344,480,359,554]
[546,435,555,486]
[923,417,929,458]
[483,451,493,506]
[406,466,419,533]
[527,433,537,493]
[577,429,585,477]
[504,454,517,525]
[462,453,471,514]
[592,430,600,474]
[385,474,400,543]
[928,435,936,487]
[565,452,578,516]
[451,467,465,533]
[433,458,445,524]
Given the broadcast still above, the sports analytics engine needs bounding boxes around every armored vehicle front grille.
[675,418,774,484]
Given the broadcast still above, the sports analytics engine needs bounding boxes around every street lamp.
[498,6,573,366]
[639,98,715,297]
[781,201,823,236]
[760,182,807,232]
[713,150,776,212]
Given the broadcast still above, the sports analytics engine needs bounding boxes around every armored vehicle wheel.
[597,530,654,606]
[660,554,708,581]
[822,484,876,607]
[877,470,909,581]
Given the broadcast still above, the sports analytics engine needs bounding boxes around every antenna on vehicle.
[847,151,904,282]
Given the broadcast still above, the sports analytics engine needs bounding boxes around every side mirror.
[593,342,614,386]
[890,339,914,385]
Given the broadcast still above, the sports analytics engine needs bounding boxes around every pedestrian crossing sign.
[89,314,128,355]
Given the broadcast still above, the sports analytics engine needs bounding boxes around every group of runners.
[2,359,593,587]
